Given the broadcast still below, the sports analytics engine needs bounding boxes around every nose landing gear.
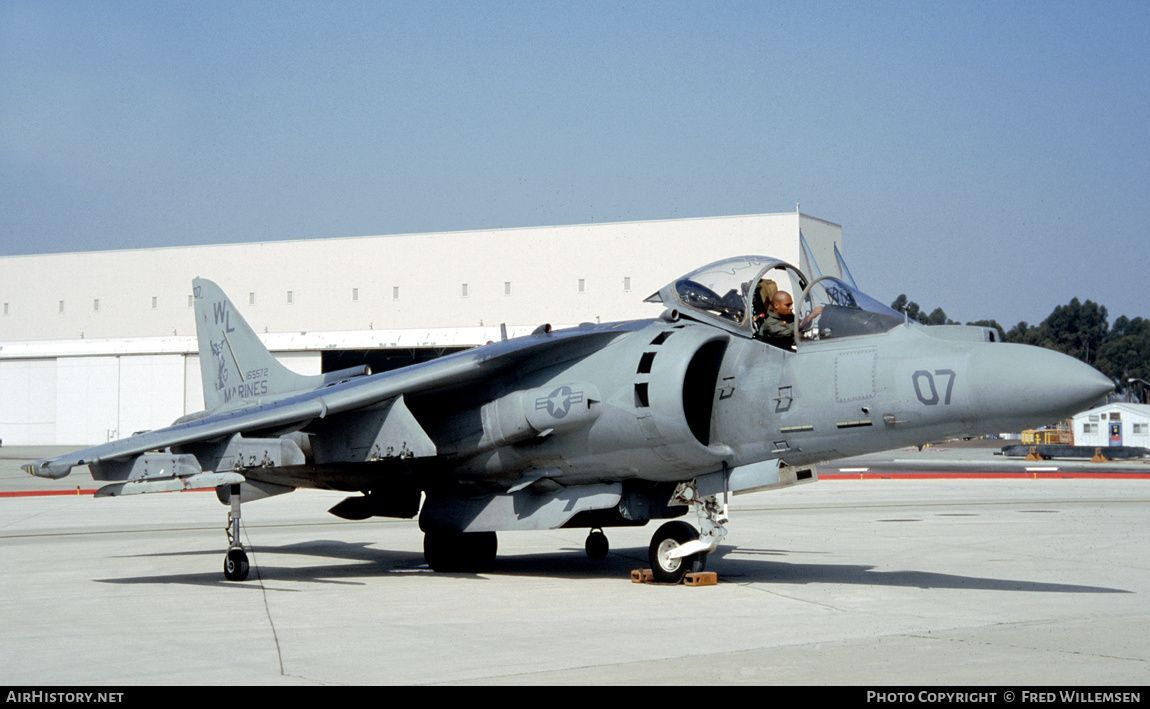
[647,482,729,584]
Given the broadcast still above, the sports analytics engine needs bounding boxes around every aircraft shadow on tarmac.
[711,548,1130,594]
[94,539,1130,594]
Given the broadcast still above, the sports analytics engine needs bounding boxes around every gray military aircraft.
[25,255,1113,583]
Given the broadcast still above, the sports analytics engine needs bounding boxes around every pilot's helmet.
[755,279,778,316]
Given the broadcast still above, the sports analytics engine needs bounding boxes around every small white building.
[1072,403,1150,448]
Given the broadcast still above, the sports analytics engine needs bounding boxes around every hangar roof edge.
[0,211,837,260]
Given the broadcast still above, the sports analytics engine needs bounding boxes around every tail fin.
[193,278,321,410]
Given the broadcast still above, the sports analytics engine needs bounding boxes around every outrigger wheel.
[585,529,609,559]
[222,483,250,581]
[224,547,249,581]
[648,520,707,584]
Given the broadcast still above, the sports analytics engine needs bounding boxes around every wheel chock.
[684,572,717,586]
[1092,448,1108,463]
[631,569,717,586]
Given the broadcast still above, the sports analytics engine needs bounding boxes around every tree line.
[890,294,1150,400]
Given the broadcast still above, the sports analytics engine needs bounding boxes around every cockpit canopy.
[648,256,905,346]
[646,256,807,335]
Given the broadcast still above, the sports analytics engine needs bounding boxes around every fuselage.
[389,312,1112,493]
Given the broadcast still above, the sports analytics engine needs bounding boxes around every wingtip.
[24,459,73,479]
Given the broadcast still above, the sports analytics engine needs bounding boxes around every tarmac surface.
[2,444,1149,685]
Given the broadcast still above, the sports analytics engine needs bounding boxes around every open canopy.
[647,256,806,334]
[648,256,905,346]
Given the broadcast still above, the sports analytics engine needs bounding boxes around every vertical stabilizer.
[193,278,321,411]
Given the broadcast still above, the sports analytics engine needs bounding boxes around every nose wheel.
[646,483,729,584]
[648,521,707,584]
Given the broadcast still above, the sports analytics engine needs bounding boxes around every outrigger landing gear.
[647,482,729,584]
[223,484,249,581]
[585,528,609,559]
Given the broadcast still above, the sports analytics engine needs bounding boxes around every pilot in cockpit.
[756,290,822,350]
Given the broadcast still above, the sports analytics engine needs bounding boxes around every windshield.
[671,257,776,326]
[797,277,904,343]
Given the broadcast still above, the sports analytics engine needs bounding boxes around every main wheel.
[424,531,498,572]
[648,521,706,584]
[224,547,249,582]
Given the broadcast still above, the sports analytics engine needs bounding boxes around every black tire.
[585,529,609,559]
[224,547,249,582]
[424,531,498,572]
[648,521,706,584]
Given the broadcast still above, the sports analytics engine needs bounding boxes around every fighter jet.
[25,255,1113,583]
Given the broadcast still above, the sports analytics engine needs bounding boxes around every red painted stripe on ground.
[0,487,216,498]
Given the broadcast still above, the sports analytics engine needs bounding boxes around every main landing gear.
[223,484,249,581]
[417,483,730,583]
[423,530,498,572]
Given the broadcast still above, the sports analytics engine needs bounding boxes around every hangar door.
[56,357,120,445]
[12,351,320,446]
[118,355,187,438]
[0,359,57,445]
[55,355,187,446]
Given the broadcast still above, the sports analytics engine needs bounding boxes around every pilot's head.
[772,291,795,319]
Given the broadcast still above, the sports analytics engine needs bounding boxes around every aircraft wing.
[24,322,639,480]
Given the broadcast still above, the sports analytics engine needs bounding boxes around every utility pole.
[1128,378,1149,404]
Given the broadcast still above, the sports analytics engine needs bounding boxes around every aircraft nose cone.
[1062,359,1116,409]
[971,344,1113,429]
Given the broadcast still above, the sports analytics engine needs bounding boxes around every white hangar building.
[0,212,843,446]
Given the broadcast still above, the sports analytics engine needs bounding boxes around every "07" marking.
[913,369,956,406]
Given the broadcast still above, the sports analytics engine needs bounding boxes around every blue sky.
[2,1,1147,327]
